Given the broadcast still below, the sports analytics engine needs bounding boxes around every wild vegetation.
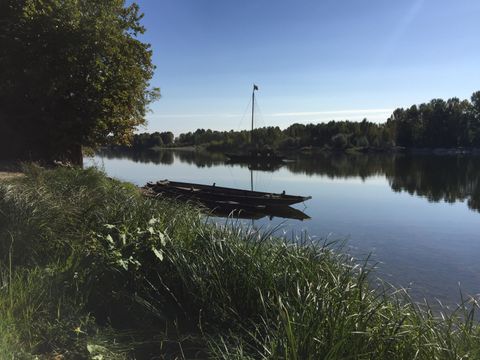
[0,0,159,165]
[1,166,479,358]
[130,91,480,153]
[112,131,176,152]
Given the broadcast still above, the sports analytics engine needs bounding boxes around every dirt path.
[0,161,23,180]
[0,171,22,180]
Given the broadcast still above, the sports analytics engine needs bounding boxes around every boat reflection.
[202,201,310,221]
[142,180,311,221]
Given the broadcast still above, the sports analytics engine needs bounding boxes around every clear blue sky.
[132,0,480,134]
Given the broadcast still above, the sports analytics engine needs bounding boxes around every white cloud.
[149,108,393,119]
[149,113,240,119]
[270,109,394,117]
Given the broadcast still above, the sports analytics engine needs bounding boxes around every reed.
[0,165,479,359]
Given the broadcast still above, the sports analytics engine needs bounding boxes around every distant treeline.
[391,93,480,148]
[179,120,394,152]
[127,91,480,152]
[114,131,175,151]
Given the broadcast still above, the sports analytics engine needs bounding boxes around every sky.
[131,0,480,135]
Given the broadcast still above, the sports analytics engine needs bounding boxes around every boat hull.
[142,186,310,221]
[144,180,311,206]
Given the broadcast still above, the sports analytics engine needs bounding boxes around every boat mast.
[251,84,259,145]
[251,84,255,145]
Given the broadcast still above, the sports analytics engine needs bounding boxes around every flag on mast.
[253,84,259,91]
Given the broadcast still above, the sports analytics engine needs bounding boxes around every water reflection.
[387,156,480,212]
[286,153,480,212]
[97,149,480,213]
[98,148,225,167]
[285,153,395,179]
[196,203,310,221]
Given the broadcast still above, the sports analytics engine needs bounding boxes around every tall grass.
[0,165,479,359]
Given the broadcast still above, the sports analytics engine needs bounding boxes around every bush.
[331,133,349,149]
[355,136,370,148]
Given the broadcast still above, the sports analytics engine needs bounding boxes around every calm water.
[85,150,480,305]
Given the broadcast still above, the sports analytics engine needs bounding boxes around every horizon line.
[149,108,394,119]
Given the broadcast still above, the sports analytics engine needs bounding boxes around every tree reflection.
[284,153,396,180]
[96,148,225,167]
[96,149,480,213]
[387,155,480,209]
[97,148,175,165]
[285,153,480,212]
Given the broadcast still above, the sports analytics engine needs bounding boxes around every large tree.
[0,0,159,165]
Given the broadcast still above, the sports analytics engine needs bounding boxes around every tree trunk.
[71,144,83,168]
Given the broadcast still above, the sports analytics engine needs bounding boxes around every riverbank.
[1,165,479,358]
[0,161,23,180]
[0,172,22,180]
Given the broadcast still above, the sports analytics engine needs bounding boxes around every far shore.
[3,144,480,182]
[106,144,480,156]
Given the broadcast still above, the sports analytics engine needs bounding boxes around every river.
[85,149,480,306]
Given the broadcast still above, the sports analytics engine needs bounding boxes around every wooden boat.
[144,180,311,206]
[142,185,310,221]
[225,157,284,172]
[247,161,284,172]
[225,151,285,164]
[225,84,285,164]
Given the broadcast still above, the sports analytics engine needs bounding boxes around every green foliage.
[128,131,175,150]
[355,135,370,148]
[1,167,480,358]
[331,133,349,149]
[158,119,391,152]
[0,0,159,164]
[388,94,480,148]
[159,121,390,152]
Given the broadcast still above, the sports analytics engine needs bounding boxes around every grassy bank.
[0,166,479,359]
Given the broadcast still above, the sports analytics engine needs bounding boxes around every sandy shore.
[0,172,22,180]
[0,161,23,180]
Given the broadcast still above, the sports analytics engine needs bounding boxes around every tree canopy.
[388,93,480,148]
[0,0,159,164]
[165,91,480,152]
